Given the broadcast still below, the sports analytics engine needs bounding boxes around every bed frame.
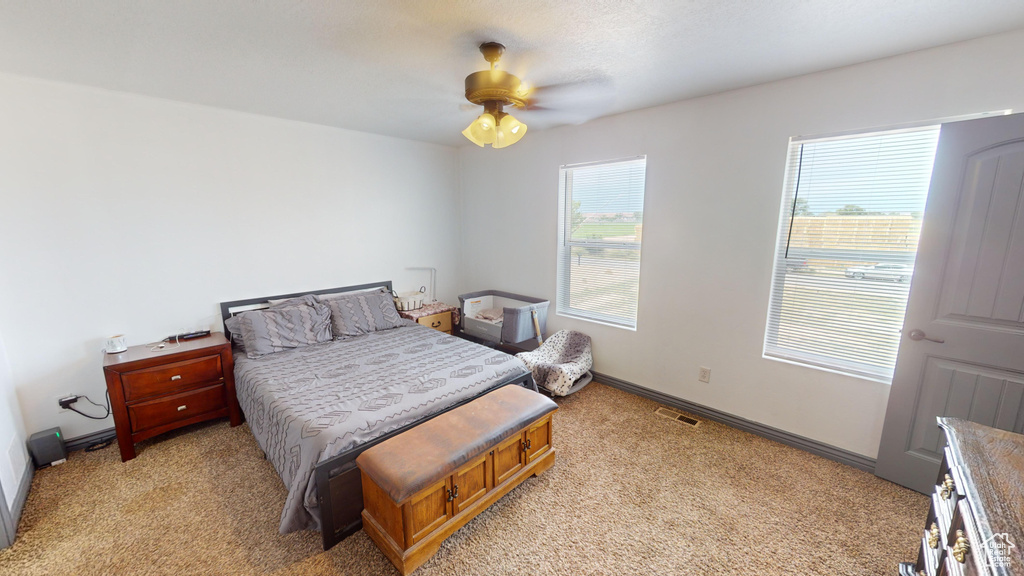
[219,280,536,551]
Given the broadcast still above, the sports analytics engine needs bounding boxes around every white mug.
[106,335,128,354]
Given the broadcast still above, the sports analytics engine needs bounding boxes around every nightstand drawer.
[418,312,452,333]
[121,355,223,402]
[128,384,227,434]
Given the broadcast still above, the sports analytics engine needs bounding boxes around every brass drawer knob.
[939,474,956,500]
[927,522,940,549]
[951,530,970,563]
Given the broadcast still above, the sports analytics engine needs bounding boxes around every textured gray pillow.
[235,302,333,358]
[268,294,318,308]
[224,295,318,353]
[317,287,405,338]
[224,315,246,353]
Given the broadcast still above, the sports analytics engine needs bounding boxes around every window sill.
[556,311,637,331]
[761,353,892,385]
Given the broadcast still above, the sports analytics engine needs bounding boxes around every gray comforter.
[233,324,529,534]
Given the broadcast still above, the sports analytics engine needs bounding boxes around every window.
[764,126,940,381]
[557,157,647,329]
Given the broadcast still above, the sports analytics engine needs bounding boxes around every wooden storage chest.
[357,386,557,575]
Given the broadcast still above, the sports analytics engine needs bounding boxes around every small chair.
[515,330,593,396]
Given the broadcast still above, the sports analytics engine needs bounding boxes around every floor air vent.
[654,407,700,427]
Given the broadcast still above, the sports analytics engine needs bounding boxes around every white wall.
[0,73,460,440]
[0,330,28,510]
[458,29,1024,458]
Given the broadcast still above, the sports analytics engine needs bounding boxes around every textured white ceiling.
[1,1,1023,146]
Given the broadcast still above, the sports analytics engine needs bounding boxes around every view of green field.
[572,222,639,240]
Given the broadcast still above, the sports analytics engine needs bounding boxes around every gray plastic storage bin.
[458,290,549,344]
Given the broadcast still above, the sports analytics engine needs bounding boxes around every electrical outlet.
[698,366,711,383]
[57,394,78,413]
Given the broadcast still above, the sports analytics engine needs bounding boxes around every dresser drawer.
[121,355,223,402]
[128,384,227,434]
[418,312,452,334]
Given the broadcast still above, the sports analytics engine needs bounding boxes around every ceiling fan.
[461,42,530,148]
[461,42,615,148]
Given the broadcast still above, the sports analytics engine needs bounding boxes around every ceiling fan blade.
[528,76,613,104]
[528,79,613,113]
[519,77,615,126]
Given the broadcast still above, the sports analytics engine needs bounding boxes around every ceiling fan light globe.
[494,114,527,148]
[463,113,497,146]
[462,125,485,147]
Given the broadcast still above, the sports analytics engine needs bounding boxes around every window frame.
[762,125,943,383]
[556,156,647,330]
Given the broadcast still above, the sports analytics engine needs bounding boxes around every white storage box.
[458,290,549,344]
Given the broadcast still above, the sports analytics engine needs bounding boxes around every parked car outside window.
[844,263,914,282]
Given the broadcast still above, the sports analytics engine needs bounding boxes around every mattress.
[233,323,529,534]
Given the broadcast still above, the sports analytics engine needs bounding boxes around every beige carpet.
[0,383,927,575]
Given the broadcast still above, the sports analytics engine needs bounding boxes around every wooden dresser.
[102,333,242,462]
[899,418,1023,576]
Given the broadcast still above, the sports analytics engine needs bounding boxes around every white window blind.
[557,157,647,329]
[764,126,940,381]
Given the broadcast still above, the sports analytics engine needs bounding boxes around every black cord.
[81,394,107,410]
[68,390,112,420]
[783,143,805,260]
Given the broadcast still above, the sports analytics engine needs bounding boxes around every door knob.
[908,329,944,344]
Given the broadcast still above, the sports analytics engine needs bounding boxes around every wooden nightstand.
[397,302,459,335]
[102,333,242,462]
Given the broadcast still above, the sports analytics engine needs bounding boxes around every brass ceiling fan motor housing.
[464,43,528,109]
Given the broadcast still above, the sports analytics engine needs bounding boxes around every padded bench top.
[356,385,557,503]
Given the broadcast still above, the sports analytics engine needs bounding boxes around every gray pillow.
[224,295,318,353]
[268,294,318,308]
[234,302,333,358]
[317,287,405,338]
[224,315,247,353]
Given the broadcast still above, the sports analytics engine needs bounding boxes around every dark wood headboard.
[218,280,393,335]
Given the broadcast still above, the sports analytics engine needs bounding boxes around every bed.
[219,281,535,550]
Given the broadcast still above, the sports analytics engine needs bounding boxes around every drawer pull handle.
[927,522,940,549]
[177,405,187,411]
[939,474,956,500]
[446,488,454,502]
[431,321,442,328]
[452,485,458,499]
[170,375,182,381]
[952,530,970,563]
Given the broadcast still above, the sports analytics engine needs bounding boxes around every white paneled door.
[876,113,1024,493]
